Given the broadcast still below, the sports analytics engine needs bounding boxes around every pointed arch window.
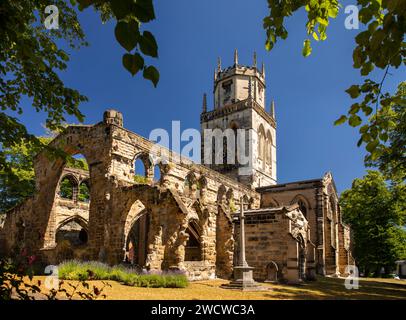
[266,131,272,166]
[258,125,265,160]
[298,199,308,218]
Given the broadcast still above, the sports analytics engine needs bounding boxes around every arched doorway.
[265,261,279,282]
[184,221,202,261]
[125,212,150,267]
[56,217,88,247]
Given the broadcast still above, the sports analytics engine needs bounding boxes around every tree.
[340,170,406,276]
[366,82,406,182]
[0,137,88,213]
[262,0,405,178]
[0,0,158,204]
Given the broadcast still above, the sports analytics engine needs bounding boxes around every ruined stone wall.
[0,110,260,281]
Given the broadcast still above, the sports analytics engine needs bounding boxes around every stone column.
[221,198,267,291]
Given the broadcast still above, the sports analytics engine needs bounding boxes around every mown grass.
[58,260,188,288]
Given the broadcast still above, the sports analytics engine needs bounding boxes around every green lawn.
[29,275,406,300]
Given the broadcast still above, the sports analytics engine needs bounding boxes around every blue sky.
[17,0,403,193]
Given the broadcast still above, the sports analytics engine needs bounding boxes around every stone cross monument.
[221,198,268,291]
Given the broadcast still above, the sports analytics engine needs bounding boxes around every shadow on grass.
[261,276,406,300]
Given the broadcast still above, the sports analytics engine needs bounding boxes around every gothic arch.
[229,121,239,164]
[58,174,79,200]
[265,130,272,166]
[57,215,88,232]
[257,124,265,160]
[290,194,311,218]
[59,173,80,186]
[242,194,249,203]
[122,199,150,265]
[265,197,279,208]
[55,215,89,246]
[266,261,279,282]
[133,152,154,179]
[184,219,203,261]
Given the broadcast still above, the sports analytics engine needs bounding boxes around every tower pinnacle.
[234,49,239,65]
[202,93,207,113]
[270,100,275,118]
[217,57,222,73]
[253,51,257,68]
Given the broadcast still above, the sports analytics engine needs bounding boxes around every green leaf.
[379,132,388,142]
[134,0,156,23]
[353,47,363,68]
[349,115,362,127]
[312,32,319,41]
[302,39,312,57]
[356,137,363,147]
[123,53,144,76]
[316,17,329,26]
[115,20,139,52]
[349,103,360,114]
[110,0,134,20]
[361,133,372,142]
[359,125,369,134]
[143,65,160,87]
[77,0,93,10]
[265,40,273,51]
[328,5,339,18]
[361,62,374,76]
[334,115,347,126]
[363,106,373,116]
[139,31,158,58]
[346,85,360,99]
[366,140,379,152]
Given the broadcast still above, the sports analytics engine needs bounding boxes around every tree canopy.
[340,170,406,276]
[0,136,88,213]
[263,0,405,180]
[0,0,158,199]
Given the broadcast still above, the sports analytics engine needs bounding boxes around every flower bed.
[58,260,188,288]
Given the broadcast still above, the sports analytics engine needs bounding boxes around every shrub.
[58,260,188,288]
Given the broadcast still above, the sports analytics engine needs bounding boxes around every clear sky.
[17,0,403,193]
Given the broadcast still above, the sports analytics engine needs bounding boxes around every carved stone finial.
[248,76,252,99]
[270,100,275,118]
[202,93,207,113]
[253,51,257,68]
[234,49,238,65]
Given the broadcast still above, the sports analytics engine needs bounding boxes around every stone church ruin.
[0,53,353,283]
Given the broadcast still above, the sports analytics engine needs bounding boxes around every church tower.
[200,50,277,188]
